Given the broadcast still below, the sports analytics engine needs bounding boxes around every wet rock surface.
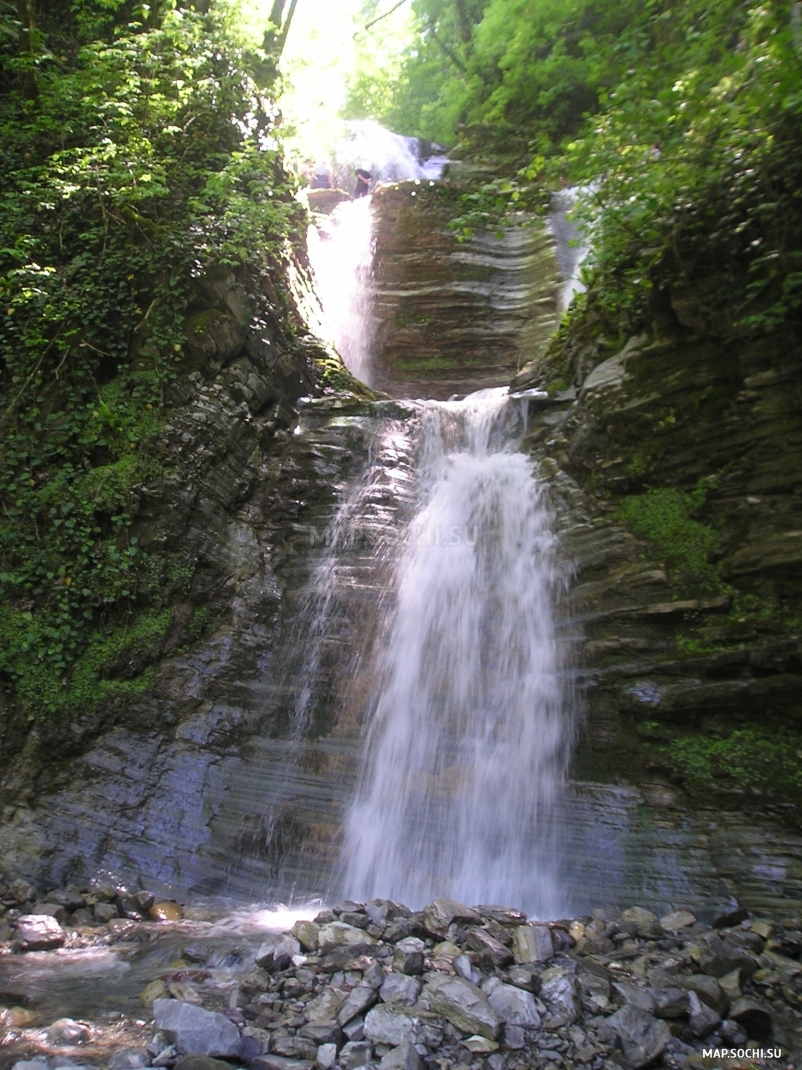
[1,891,801,1070]
[369,183,561,400]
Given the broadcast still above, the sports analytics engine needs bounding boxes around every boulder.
[687,991,721,1037]
[364,1005,419,1047]
[305,987,348,1023]
[339,1041,373,1069]
[421,898,480,938]
[292,920,321,952]
[173,1059,235,1070]
[539,965,579,1026]
[599,1005,671,1069]
[612,980,656,1014]
[512,923,553,964]
[378,1041,422,1070]
[15,914,65,951]
[255,933,301,971]
[318,923,375,954]
[153,999,241,1058]
[423,974,502,1040]
[271,1037,317,1060]
[619,907,662,939]
[467,927,513,967]
[392,937,425,975]
[648,987,688,1019]
[485,983,541,1028]
[729,998,773,1041]
[47,1018,91,1043]
[380,973,421,1005]
[659,909,696,932]
[682,974,728,1015]
[316,1044,338,1070]
[337,984,379,1026]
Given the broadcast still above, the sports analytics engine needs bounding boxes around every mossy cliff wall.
[517,298,802,805]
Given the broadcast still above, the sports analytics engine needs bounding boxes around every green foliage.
[619,483,719,583]
[0,0,299,720]
[665,727,802,796]
[361,0,802,336]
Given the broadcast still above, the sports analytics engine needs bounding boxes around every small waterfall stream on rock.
[340,390,571,915]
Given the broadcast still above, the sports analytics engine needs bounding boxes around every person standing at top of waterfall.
[354,168,372,198]
[310,162,333,190]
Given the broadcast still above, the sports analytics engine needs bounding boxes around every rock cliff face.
[368,183,561,399]
[517,304,802,809]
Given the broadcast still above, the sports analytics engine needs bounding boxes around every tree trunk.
[16,0,38,100]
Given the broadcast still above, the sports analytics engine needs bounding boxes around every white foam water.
[307,196,376,385]
[340,389,572,916]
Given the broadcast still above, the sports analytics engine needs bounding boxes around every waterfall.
[307,197,376,386]
[339,389,572,916]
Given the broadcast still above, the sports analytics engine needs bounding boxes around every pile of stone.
[0,874,183,949]
[5,895,802,1070]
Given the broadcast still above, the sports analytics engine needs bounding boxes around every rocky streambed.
[2,880,802,1070]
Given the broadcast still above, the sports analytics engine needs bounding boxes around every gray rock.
[512,924,553,964]
[729,998,773,1041]
[696,932,758,979]
[422,898,481,937]
[378,1040,422,1070]
[47,1018,91,1043]
[539,965,579,1026]
[318,923,376,954]
[11,879,37,903]
[648,987,688,1019]
[362,961,385,989]
[612,981,655,1014]
[380,973,421,1004]
[687,991,721,1037]
[502,1025,525,1050]
[339,1041,373,1069]
[316,1043,338,1070]
[343,1016,365,1042]
[364,1005,419,1047]
[681,974,728,1015]
[256,933,301,971]
[152,1045,178,1067]
[454,954,481,985]
[292,920,321,952]
[299,1022,343,1046]
[15,914,65,950]
[423,973,502,1040]
[619,907,662,939]
[306,987,348,1023]
[153,998,241,1058]
[392,937,425,975]
[31,901,66,923]
[486,983,541,1028]
[659,909,696,932]
[94,902,118,922]
[11,1062,49,1070]
[599,1005,671,1069]
[271,1036,318,1060]
[467,928,513,967]
[337,983,379,1026]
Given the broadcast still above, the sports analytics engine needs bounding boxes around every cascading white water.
[340,388,572,917]
[307,197,376,385]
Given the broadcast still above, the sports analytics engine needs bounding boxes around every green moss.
[662,727,802,797]
[619,484,720,584]
[0,605,173,720]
